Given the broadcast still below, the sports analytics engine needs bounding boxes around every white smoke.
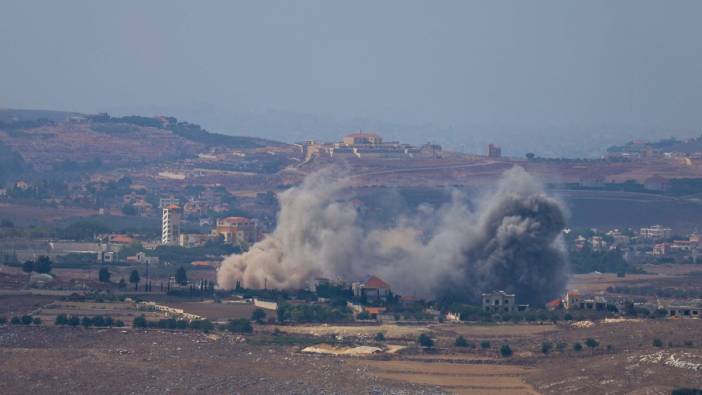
[217,166,568,305]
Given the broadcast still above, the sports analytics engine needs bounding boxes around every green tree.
[653,338,663,347]
[227,318,253,333]
[500,344,513,357]
[418,333,434,348]
[34,255,52,274]
[132,315,147,328]
[556,341,567,352]
[189,319,214,333]
[251,308,266,323]
[0,316,7,325]
[22,260,34,273]
[68,315,80,326]
[542,341,553,354]
[21,315,33,325]
[175,266,188,286]
[573,342,583,352]
[129,270,141,290]
[81,316,93,328]
[98,267,111,283]
[11,316,21,325]
[585,338,599,353]
[55,314,68,325]
[480,340,491,349]
[32,317,41,325]
[375,332,385,341]
[92,315,106,327]
[455,336,469,347]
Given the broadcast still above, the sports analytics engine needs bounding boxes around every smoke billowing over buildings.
[217,167,568,305]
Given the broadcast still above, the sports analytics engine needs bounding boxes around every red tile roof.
[365,275,390,289]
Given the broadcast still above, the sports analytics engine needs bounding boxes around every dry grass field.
[163,300,256,321]
[351,359,539,395]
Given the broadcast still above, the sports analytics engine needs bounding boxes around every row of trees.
[276,303,352,323]
[55,314,125,328]
[0,315,41,325]
[22,256,52,274]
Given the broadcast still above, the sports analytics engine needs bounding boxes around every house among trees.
[352,275,391,301]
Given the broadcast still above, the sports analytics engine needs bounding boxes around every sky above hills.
[2,1,702,157]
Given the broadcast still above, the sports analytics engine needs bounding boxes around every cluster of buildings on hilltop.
[296,132,442,162]
[567,225,701,261]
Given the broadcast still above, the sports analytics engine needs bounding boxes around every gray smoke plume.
[217,166,567,305]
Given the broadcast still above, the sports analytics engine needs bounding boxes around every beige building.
[482,290,516,313]
[214,216,258,245]
[342,132,383,146]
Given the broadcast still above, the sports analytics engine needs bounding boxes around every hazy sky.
[2,1,702,156]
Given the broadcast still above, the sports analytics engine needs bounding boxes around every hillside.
[608,135,702,154]
[0,109,289,179]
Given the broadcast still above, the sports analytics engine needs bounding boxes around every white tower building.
[162,204,181,245]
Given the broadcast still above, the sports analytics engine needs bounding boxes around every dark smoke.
[217,166,568,306]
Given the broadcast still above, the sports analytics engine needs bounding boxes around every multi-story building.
[161,204,181,245]
[213,216,257,245]
[488,144,502,158]
[640,225,672,240]
[482,290,515,313]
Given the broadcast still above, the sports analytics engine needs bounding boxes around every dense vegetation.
[276,302,352,323]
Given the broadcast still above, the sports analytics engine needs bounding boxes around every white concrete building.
[161,204,181,245]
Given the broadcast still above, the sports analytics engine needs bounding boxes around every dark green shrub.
[573,342,583,352]
[455,336,469,347]
[500,344,513,357]
[418,333,434,348]
[585,338,599,352]
[55,314,68,326]
[541,341,552,354]
[227,318,253,333]
[132,315,147,328]
[653,338,663,347]
[480,340,491,349]
[68,316,80,326]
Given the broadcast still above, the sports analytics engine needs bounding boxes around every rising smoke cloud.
[217,166,568,305]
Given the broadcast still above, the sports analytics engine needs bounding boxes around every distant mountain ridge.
[607,135,702,154]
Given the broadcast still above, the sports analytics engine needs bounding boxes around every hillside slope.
[0,110,289,177]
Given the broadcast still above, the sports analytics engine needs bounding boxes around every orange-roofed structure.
[110,234,136,245]
[352,275,391,301]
